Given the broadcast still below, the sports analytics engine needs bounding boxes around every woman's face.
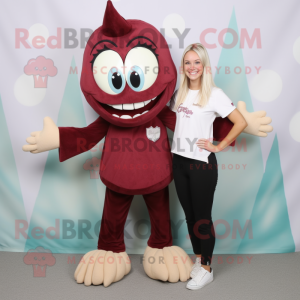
[183,50,203,82]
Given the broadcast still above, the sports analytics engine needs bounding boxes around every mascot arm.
[58,116,110,162]
[157,106,176,131]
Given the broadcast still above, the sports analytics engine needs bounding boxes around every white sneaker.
[186,266,213,290]
[190,257,201,278]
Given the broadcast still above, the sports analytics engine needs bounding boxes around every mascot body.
[23,0,272,287]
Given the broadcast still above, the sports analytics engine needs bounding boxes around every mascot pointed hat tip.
[102,0,132,37]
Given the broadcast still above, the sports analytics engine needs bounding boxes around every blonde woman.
[168,43,247,290]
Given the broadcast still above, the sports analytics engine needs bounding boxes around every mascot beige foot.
[74,249,131,287]
[143,246,193,282]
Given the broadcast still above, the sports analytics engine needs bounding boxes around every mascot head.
[80,0,177,127]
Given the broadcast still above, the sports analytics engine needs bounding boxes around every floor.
[0,252,299,300]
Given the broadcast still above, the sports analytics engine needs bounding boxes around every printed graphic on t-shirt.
[177,103,193,118]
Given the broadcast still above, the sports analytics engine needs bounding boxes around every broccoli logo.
[23,246,56,277]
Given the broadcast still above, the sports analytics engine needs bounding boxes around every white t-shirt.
[168,87,236,163]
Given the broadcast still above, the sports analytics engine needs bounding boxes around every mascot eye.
[92,50,125,95]
[125,47,158,92]
[127,66,145,91]
[108,67,126,94]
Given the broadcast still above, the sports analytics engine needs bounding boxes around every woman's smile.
[184,50,204,82]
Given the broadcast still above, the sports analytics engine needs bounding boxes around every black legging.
[172,152,218,265]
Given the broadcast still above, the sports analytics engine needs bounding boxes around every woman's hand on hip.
[196,138,220,153]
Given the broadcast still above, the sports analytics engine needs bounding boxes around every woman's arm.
[213,109,247,152]
[197,88,247,151]
[213,117,236,147]
[197,109,246,152]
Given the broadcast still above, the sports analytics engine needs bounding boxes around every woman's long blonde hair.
[174,43,218,110]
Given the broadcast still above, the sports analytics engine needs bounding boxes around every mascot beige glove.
[22,116,59,153]
[237,101,273,137]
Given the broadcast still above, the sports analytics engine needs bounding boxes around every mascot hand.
[22,116,59,153]
[143,245,193,282]
[74,250,131,287]
[237,101,273,137]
